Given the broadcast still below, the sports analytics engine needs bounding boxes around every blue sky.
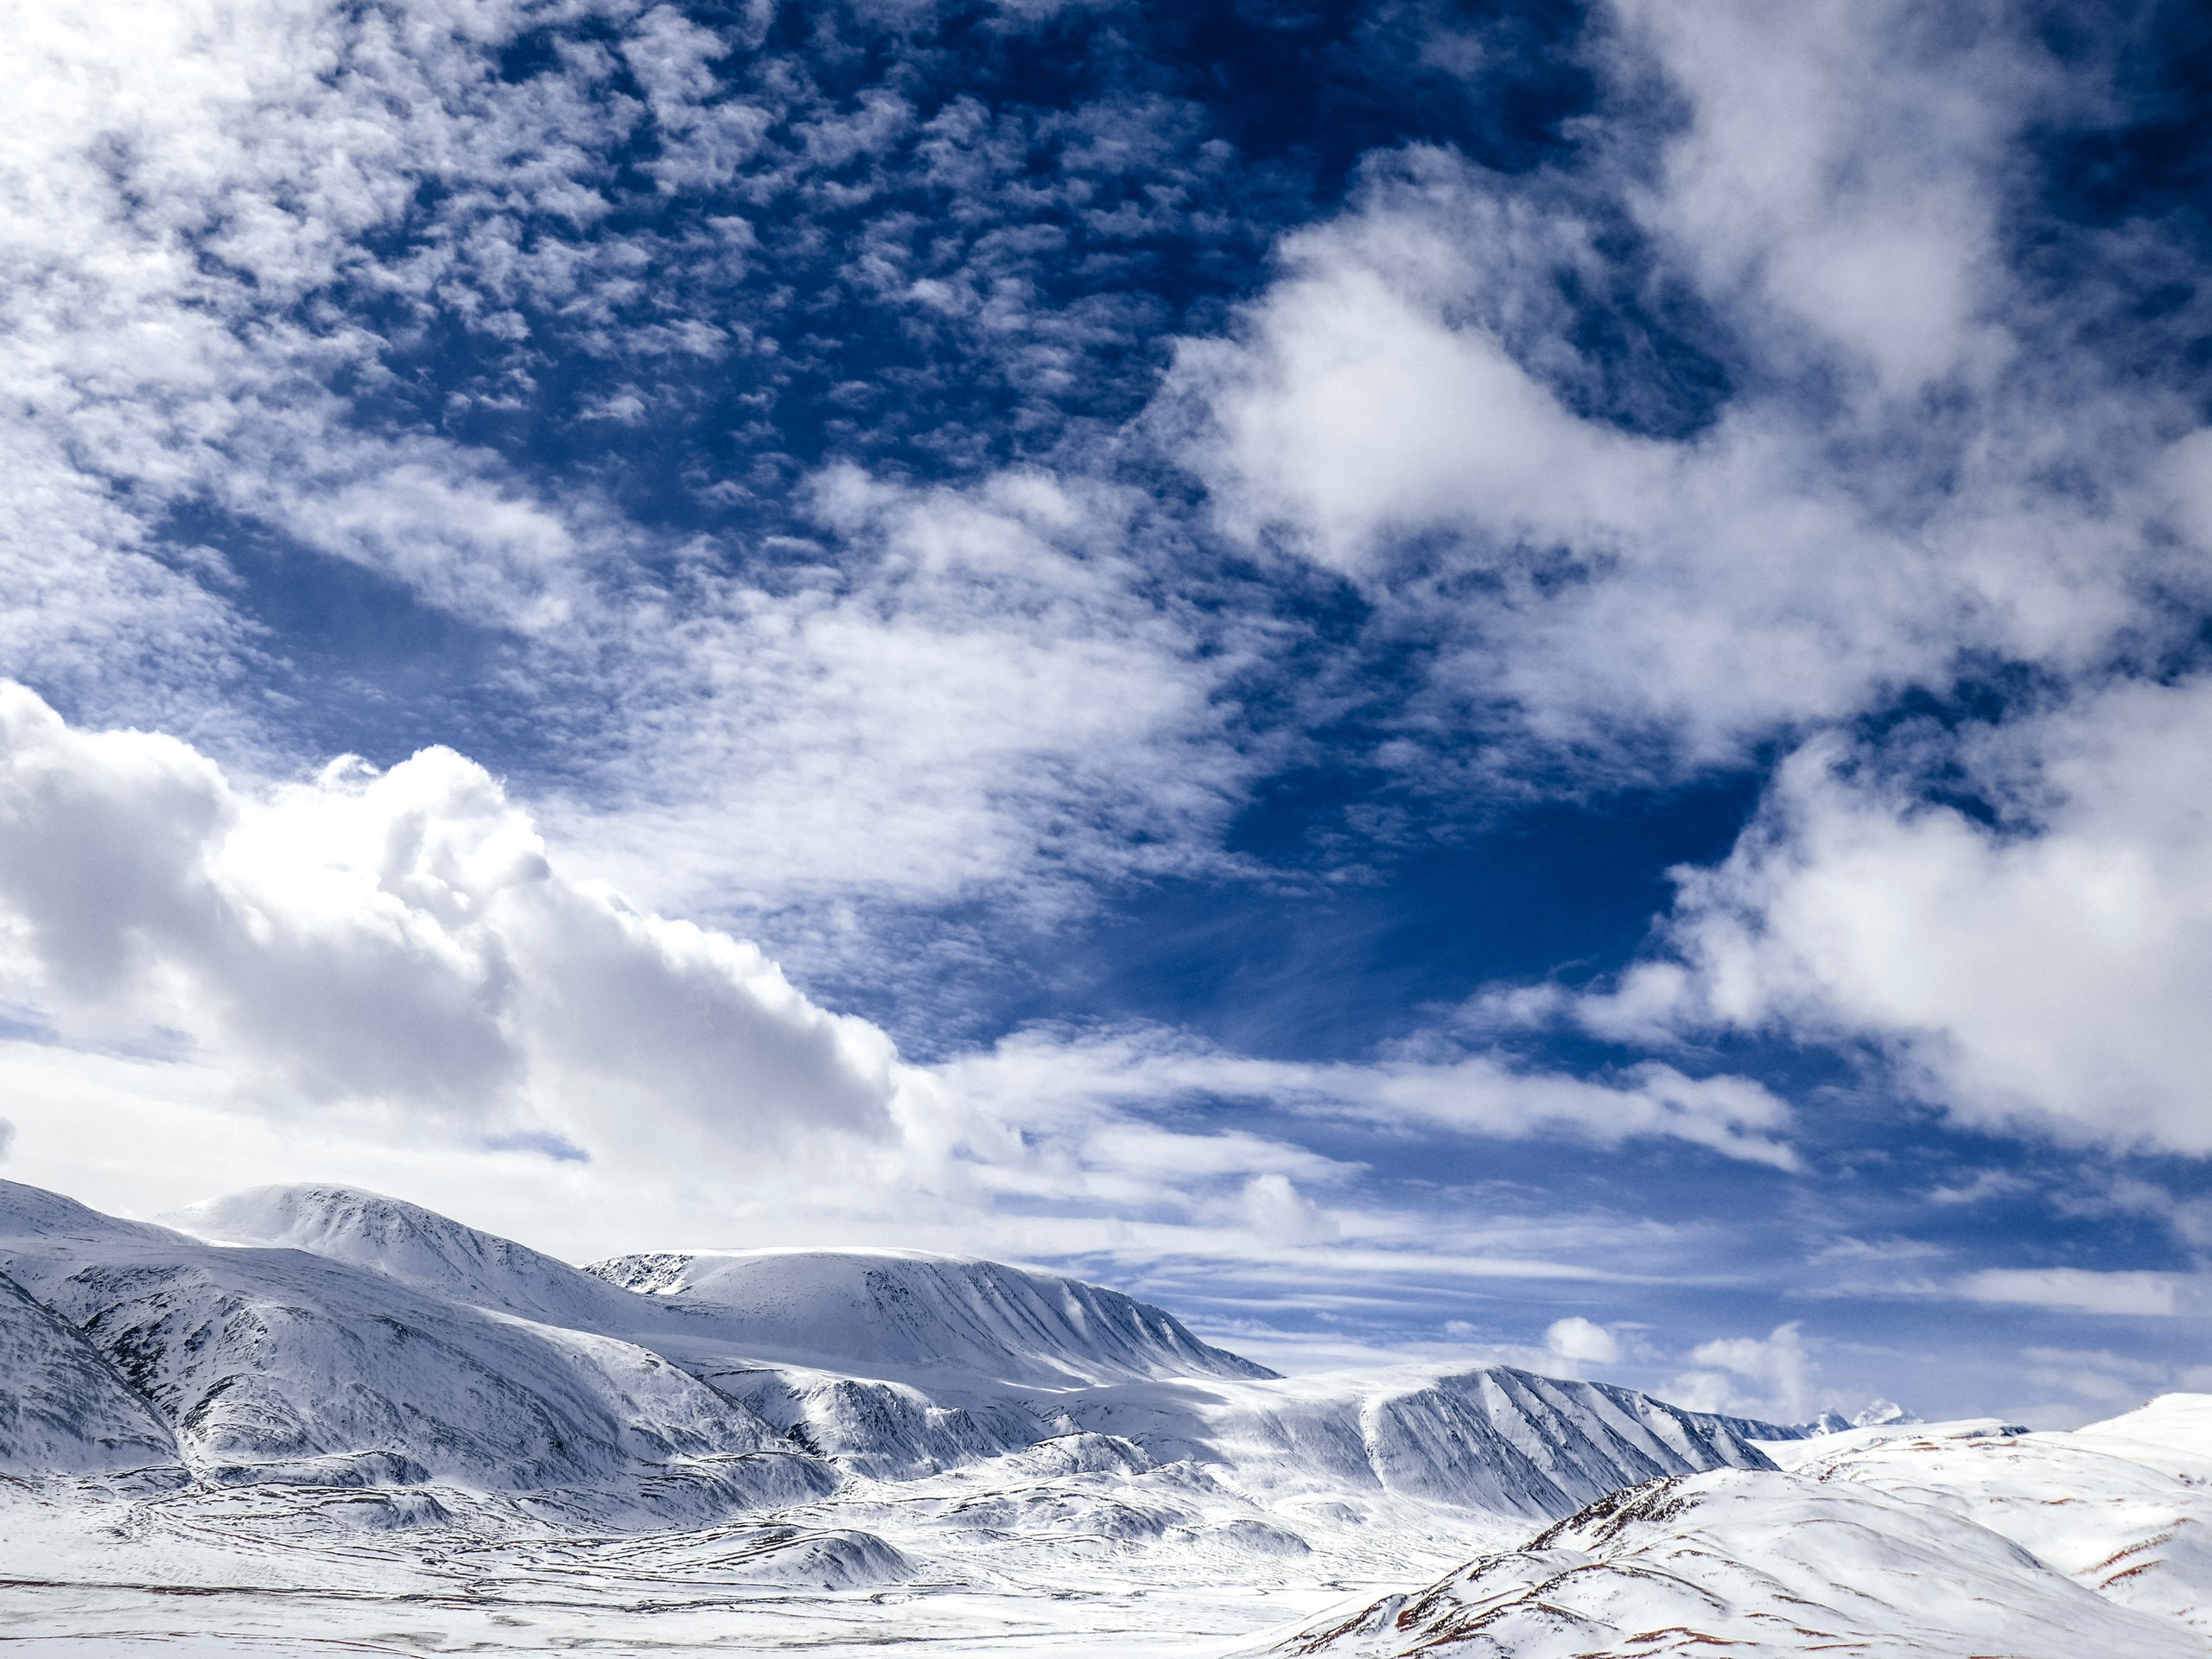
[4,0,2212,1427]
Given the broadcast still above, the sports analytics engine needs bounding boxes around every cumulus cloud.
[10,0,2212,1407]
[1160,9,2206,773]
[0,687,1794,1283]
[0,681,898,1153]
[1605,0,2035,396]
[1671,1322,1818,1422]
[0,0,1262,965]
[1557,676,2212,1154]
[1544,1314,1622,1369]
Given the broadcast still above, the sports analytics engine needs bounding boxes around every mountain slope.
[167,1183,654,1332]
[1271,1466,2208,1657]
[588,1247,1278,1387]
[130,1185,1783,1516]
[1768,1407,2212,1636]
[0,1180,809,1505]
[1103,1363,1783,1521]
[0,1271,181,1476]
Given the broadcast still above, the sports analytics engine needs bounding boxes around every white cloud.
[0,680,897,1154]
[0,0,1267,955]
[1157,16,2205,776]
[1233,1173,1339,1248]
[1605,0,2034,396]
[1674,1321,1818,1422]
[932,1022,1801,1169]
[561,466,1259,930]
[1565,675,2212,1154]
[1545,1314,1622,1368]
[1961,1270,2195,1320]
[0,685,1782,1294]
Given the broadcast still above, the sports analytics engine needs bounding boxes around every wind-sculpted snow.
[587,1247,1279,1387]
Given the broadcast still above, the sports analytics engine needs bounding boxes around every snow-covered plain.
[0,1179,2208,1656]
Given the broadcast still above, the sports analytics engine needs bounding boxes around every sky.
[3,0,2212,1429]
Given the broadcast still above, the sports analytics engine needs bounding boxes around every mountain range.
[0,1176,2205,1656]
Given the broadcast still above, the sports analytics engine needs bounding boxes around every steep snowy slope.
[0,1271,181,1476]
[167,1183,656,1331]
[1766,1405,2212,1635]
[1268,1466,2208,1658]
[588,1247,1278,1386]
[0,1180,818,1510]
[1176,1364,1782,1518]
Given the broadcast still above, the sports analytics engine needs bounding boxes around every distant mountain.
[16,1176,2146,1656]
[0,1178,1790,1538]
[586,1246,1278,1387]
[1852,1397,1923,1427]
[0,1179,813,1511]
[167,1183,657,1332]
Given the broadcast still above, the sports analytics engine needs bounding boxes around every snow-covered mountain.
[152,1183,1785,1509]
[4,1178,1783,1524]
[1268,1408,2212,1656]
[12,1176,2212,1656]
[588,1245,1276,1387]
[167,1182,656,1332]
[0,1269,180,1477]
[1122,1363,1782,1521]
[1266,1462,2206,1657]
[0,1180,818,1512]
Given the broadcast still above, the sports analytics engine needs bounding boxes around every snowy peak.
[163,1184,648,1330]
[0,1178,177,1248]
[586,1248,1277,1387]
[8,1191,791,1497]
[1851,1397,1922,1428]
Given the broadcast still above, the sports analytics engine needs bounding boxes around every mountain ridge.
[5,1178,1788,1529]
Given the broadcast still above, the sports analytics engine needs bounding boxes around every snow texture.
[1275,1409,2212,1656]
